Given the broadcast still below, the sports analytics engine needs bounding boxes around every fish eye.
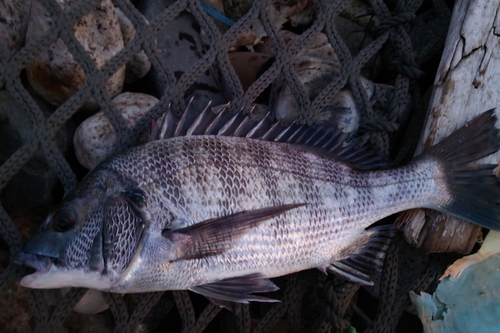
[51,208,77,232]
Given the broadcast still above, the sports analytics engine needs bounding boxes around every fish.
[14,104,500,307]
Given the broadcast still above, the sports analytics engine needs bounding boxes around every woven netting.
[0,0,453,332]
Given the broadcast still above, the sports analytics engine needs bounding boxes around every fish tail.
[421,110,500,231]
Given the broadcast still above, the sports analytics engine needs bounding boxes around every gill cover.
[101,188,146,279]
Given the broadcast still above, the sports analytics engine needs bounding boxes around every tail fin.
[421,110,500,231]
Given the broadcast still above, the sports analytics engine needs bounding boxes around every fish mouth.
[14,252,54,273]
[14,251,113,290]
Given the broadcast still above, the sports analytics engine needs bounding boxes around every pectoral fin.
[162,203,305,261]
[189,273,280,309]
[327,225,398,285]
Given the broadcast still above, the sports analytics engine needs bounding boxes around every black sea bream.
[15,106,500,305]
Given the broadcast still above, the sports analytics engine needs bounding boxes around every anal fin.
[189,273,280,310]
[327,225,398,285]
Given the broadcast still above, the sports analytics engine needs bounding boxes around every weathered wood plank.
[399,0,500,253]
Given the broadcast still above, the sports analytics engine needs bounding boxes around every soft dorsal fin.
[326,225,398,285]
[149,101,384,169]
[161,203,305,261]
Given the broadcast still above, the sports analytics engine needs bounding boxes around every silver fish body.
[16,111,500,304]
[114,135,442,291]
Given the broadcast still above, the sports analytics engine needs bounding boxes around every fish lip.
[14,251,54,273]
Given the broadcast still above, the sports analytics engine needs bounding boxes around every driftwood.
[397,0,500,253]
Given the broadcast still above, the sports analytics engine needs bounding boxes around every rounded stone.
[116,8,152,83]
[25,0,125,109]
[74,92,159,170]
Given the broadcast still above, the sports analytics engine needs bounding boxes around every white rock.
[275,33,342,125]
[25,0,125,109]
[73,289,109,314]
[116,8,152,83]
[328,90,360,133]
[74,92,159,170]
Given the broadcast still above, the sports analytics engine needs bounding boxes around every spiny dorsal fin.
[149,101,385,170]
[161,204,305,261]
[326,225,399,285]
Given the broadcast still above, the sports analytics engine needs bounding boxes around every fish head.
[15,171,146,291]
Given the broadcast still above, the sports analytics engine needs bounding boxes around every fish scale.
[15,110,500,307]
[103,135,439,291]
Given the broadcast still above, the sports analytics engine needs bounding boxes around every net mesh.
[0,0,453,331]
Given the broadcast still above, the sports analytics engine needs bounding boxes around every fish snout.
[14,252,54,273]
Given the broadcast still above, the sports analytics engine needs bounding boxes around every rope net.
[0,0,452,331]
